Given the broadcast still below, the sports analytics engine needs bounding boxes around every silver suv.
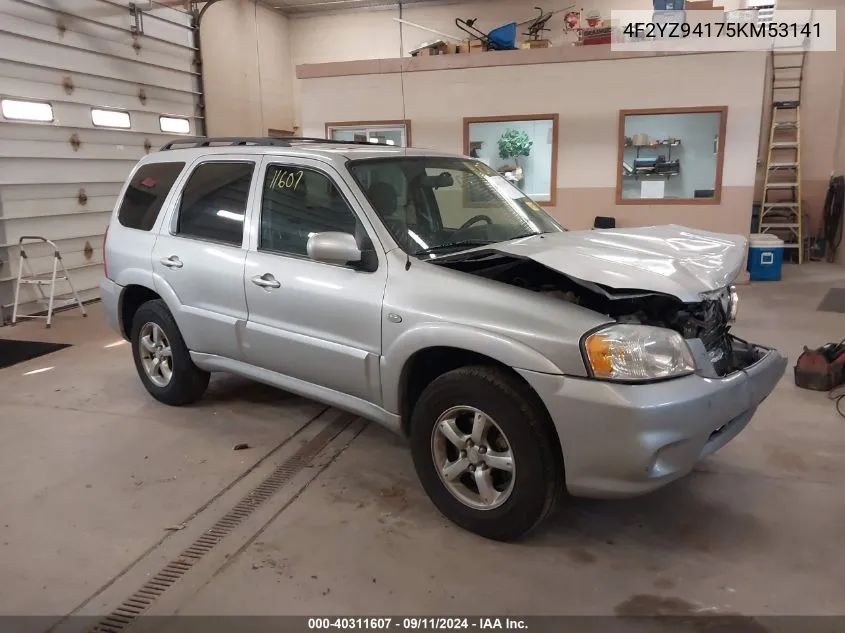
[101,137,787,541]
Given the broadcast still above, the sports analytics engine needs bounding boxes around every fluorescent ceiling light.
[92,108,131,128]
[1,98,53,122]
[160,116,190,134]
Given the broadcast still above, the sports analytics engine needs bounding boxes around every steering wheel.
[459,215,493,231]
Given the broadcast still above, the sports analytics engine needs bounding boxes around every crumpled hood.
[495,224,747,302]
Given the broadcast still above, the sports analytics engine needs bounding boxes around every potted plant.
[497,129,532,187]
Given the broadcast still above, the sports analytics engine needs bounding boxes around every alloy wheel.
[430,406,516,510]
[138,322,173,388]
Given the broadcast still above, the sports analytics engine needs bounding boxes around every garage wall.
[0,0,201,321]
[200,0,296,136]
[288,0,844,235]
[299,51,767,234]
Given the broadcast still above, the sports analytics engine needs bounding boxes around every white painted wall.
[0,0,200,319]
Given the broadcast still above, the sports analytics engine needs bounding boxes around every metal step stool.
[11,236,87,328]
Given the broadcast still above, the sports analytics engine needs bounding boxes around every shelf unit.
[623,139,682,179]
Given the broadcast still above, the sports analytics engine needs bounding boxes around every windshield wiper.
[416,240,494,256]
[508,232,545,241]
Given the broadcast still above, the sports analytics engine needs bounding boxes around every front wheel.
[409,366,563,541]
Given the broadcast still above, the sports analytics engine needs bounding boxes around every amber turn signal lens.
[585,333,613,377]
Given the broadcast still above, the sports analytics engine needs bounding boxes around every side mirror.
[306,232,362,266]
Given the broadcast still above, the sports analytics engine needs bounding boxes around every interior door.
[242,157,387,404]
[152,157,257,361]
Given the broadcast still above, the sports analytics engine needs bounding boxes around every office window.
[117,162,185,231]
[617,106,728,204]
[326,120,410,147]
[176,162,254,246]
[464,114,559,206]
[259,165,361,257]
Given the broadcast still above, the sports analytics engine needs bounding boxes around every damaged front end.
[435,251,766,378]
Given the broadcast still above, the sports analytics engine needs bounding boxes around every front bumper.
[517,346,788,498]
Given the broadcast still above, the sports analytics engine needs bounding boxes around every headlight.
[583,324,696,382]
[727,285,739,322]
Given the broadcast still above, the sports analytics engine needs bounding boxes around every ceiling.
[259,0,453,16]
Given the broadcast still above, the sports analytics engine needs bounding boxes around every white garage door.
[0,0,202,320]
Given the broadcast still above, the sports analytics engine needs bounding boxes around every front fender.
[380,322,564,414]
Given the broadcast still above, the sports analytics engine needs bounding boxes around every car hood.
[494,225,747,302]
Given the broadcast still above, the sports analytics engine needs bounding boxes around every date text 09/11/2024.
[622,21,821,39]
[307,618,528,630]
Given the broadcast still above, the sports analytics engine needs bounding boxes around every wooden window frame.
[616,105,729,206]
[325,120,412,146]
[462,114,560,207]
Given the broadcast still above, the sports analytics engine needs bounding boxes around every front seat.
[367,182,414,252]
[368,182,399,219]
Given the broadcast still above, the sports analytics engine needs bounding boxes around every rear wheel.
[409,365,562,541]
[130,299,209,406]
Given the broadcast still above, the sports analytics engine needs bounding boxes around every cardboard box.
[422,44,456,56]
[522,39,551,49]
[410,40,454,56]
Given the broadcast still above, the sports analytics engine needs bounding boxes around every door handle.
[160,255,183,269]
[251,273,281,289]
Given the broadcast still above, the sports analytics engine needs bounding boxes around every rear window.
[117,162,185,231]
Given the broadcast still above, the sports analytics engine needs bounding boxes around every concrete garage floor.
[1,264,844,627]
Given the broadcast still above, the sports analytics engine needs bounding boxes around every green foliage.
[497,129,533,160]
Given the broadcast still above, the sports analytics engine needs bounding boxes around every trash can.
[747,234,784,281]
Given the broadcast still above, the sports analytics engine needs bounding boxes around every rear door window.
[175,161,255,247]
[117,162,185,231]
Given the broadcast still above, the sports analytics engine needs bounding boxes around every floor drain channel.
[89,412,356,633]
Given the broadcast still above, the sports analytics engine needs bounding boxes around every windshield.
[348,157,565,257]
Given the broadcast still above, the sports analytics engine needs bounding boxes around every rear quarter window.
[117,162,185,231]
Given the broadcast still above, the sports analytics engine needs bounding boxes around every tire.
[130,299,209,406]
[409,365,563,542]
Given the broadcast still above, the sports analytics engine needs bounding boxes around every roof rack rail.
[159,136,394,151]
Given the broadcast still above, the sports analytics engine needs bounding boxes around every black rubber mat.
[0,338,71,369]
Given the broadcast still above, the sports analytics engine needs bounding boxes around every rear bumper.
[99,277,123,337]
[518,347,788,498]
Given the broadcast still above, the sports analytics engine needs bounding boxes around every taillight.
[102,225,109,279]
